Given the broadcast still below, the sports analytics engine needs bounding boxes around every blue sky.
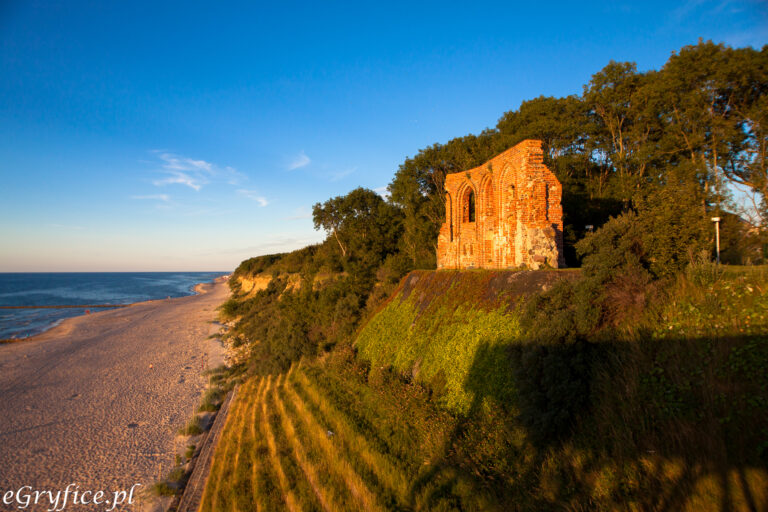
[1,0,766,271]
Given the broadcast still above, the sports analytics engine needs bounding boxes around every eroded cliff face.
[235,272,345,298]
[236,273,273,295]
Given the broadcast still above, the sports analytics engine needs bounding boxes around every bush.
[522,215,650,344]
[178,416,204,436]
[516,211,660,439]
[510,341,609,443]
[198,387,224,412]
[685,250,724,286]
[633,172,710,278]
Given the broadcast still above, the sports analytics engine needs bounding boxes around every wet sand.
[0,278,230,507]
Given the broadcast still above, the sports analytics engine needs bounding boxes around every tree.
[583,61,664,201]
[651,41,765,213]
[388,131,498,268]
[633,165,710,277]
[312,187,403,271]
[719,45,768,228]
[497,95,595,192]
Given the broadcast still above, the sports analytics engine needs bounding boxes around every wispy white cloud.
[664,0,767,49]
[150,151,245,191]
[221,166,245,185]
[159,154,213,172]
[180,207,235,217]
[668,0,708,22]
[153,171,204,191]
[237,189,269,207]
[131,194,170,202]
[287,151,311,170]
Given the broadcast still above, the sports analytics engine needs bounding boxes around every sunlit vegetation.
[200,361,499,511]
[203,40,768,510]
[219,40,767,381]
[204,265,768,510]
[177,416,204,436]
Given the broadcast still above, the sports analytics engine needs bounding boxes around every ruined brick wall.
[437,139,565,270]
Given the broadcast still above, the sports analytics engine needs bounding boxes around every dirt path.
[0,278,230,508]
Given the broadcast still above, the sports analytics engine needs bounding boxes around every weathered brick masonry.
[437,139,565,269]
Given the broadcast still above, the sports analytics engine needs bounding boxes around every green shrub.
[685,250,724,286]
[198,387,224,412]
[178,416,203,436]
[152,482,178,496]
[633,172,710,278]
[509,341,607,443]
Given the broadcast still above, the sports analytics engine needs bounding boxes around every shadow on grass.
[410,333,768,510]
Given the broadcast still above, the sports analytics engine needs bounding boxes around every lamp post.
[711,217,721,264]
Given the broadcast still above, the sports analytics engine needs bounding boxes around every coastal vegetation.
[207,263,768,510]
[156,364,240,499]
[202,40,768,510]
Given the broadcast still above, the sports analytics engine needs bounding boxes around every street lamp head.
[711,217,720,222]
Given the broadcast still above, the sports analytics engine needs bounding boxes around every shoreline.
[1,274,230,343]
[0,276,233,505]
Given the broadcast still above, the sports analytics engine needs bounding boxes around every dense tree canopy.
[227,40,767,375]
[389,40,767,267]
[312,187,403,272]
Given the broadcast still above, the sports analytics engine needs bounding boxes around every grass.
[153,364,238,501]
[200,355,768,510]
[197,387,224,412]
[199,360,500,510]
[354,270,573,413]
[177,415,204,436]
[200,267,768,510]
[152,482,178,497]
[357,301,519,413]
[153,466,189,497]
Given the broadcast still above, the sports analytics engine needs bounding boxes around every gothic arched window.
[462,188,475,223]
[482,180,494,217]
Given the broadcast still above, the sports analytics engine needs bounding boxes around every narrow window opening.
[463,189,475,223]
[483,180,494,217]
[446,193,453,241]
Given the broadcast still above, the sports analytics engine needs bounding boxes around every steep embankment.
[202,268,768,510]
[233,273,273,295]
[355,269,576,413]
[355,267,768,509]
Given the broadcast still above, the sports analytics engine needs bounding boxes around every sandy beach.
[0,277,230,509]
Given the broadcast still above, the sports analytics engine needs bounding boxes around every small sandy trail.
[0,278,230,508]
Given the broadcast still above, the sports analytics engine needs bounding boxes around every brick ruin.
[437,139,565,270]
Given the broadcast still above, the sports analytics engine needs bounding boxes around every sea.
[0,272,228,340]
